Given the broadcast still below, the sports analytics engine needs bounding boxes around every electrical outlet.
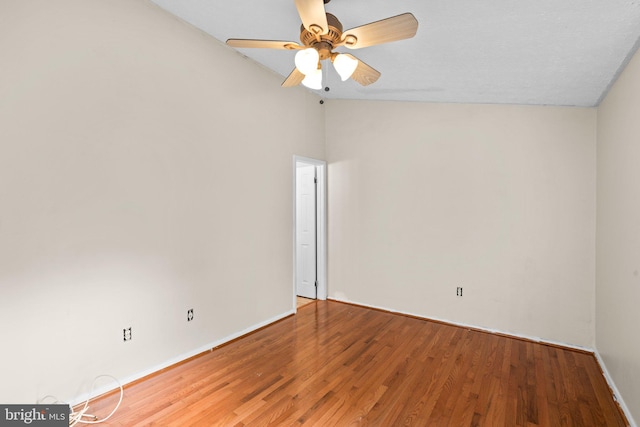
[123,327,132,341]
[187,309,194,322]
[456,287,463,297]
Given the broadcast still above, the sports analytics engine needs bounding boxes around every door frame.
[293,156,327,307]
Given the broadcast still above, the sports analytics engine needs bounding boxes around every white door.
[296,164,317,299]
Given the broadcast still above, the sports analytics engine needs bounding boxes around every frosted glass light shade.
[295,48,320,75]
[333,54,358,81]
[301,68,322,90]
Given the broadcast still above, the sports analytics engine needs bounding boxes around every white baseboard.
[593,350,637,427]
[328,297,592,352]
[69,308,296,407]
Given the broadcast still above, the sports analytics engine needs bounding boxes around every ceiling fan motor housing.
[300,13,345,60]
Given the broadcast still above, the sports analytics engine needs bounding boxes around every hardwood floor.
[296,296,315,308]
[80,300,628,426]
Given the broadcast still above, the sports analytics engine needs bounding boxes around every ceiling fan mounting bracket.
[343,34,357,47]
[309,24,324,35]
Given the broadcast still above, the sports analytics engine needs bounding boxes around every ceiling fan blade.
[282,68,305,87]
[341,13,418,49]
[294,0,329,35]
[226,39,301,50]
[345,54,381,86]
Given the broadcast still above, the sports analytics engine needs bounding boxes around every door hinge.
[315,280,318,288]
[314,177,317,184]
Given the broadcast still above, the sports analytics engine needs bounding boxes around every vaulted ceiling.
[151,0,640,107]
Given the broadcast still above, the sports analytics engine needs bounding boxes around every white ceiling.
[151,0,640,107]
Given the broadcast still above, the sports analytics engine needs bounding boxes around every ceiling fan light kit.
[226,0,418,89]
[295,48,320,76]
[332,53,358,81]
[302,68,323,89]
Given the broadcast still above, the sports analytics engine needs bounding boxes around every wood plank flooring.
[79,300,628,426]
[296,297,314,308]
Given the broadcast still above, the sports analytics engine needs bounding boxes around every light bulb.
[301,68,322,90]
[295,48,320,76]
[333,53,358,81]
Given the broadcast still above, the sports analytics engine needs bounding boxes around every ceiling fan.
[226,0,418,89]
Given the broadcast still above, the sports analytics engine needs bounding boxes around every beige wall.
[326,101,596,347]
[597,46,640,423]
[0,0,324,403]
[2,0,638,419]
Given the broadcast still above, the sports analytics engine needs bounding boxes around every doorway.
[293,156,327,308]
